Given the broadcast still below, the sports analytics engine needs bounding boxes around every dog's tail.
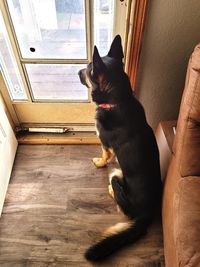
[85,216,148,262]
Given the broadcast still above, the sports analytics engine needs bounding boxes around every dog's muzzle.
[78,68,92,89]
[78,69,87,86]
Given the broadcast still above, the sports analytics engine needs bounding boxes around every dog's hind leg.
[108,184,115,199]
[108,168,123,200]
[93,146,115,168]
[109,168,123,184]
[110,177,132,216]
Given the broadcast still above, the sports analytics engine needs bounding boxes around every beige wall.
[135,0,200,130]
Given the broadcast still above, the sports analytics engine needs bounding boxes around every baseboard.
[17,132,100,145]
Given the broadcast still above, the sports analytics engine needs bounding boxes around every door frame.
[126,0,149,90]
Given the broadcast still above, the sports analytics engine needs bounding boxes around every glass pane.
[25,64,88,101]
[94,0,114,56]
[0,11,27,100]
[7,0,87,59]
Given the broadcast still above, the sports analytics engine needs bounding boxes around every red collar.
[98,103,116,109]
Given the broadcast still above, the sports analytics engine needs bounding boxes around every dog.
[78,35,162,262]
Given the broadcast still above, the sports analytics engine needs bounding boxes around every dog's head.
[78,35,132,105]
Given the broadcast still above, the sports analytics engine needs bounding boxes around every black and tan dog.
[78,35,162,262]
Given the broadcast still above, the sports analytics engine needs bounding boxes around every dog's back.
[97,94,162,218]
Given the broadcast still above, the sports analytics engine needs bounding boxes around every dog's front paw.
[92,157,107,168]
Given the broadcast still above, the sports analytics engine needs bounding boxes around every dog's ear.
[107,35,124,61]
[92,46,106,87]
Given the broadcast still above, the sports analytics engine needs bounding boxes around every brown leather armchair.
[160,44,200,266]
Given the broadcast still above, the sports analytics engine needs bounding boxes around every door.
[0,94,17,215]
[0,0,129,129]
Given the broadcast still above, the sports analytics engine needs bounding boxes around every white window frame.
[0,0,130,103]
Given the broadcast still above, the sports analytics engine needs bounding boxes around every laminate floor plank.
[0,145,164,266]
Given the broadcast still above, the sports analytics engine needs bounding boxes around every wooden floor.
[0,145,164,267]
